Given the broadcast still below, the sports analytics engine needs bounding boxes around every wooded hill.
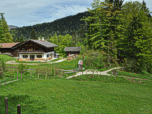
[9,11,92,41]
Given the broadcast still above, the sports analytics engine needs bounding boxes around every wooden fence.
[4,97,21,114]
[61,67,81,73]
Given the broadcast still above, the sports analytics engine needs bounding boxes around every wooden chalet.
[0,38,58,61]
[64,47,81,56]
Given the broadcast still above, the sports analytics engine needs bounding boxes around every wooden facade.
[66,51,80,57]
[16,41,54,52]
[0,40,58,61]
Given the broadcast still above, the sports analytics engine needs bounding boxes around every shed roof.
[0,42,20,48]
[64,47,81,52]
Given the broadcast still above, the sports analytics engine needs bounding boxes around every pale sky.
[0,0,152,27]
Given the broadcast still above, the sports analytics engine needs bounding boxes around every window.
[39,47,42,50]
[23,55,28,58]
[47,54,49,58]
[37,55,42,58]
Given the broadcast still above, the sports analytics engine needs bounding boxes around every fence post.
[17,104,21,114]
[30,71,31,79]
[54,69,55,79]
[4,77,5,84]
[5,97,8,114]
[11,74,12,82]
[17,72,18,80]
[38,73,39,79]
[45,73,47,79]
[0,80,1,87]
[21,73,22,79]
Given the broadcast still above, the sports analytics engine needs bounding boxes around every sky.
[0,0,152,28]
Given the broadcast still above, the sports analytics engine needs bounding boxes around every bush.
[18,63,29,74]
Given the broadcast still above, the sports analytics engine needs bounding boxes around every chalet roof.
[12,39,58,49]
[64,47,81,52]
[0,42,20,48]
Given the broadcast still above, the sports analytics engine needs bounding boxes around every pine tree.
[72,30,76,46]
[1,18,13,43]
[0,25,6,43]
[16,35,20,42]
[116,1,152,73]
[30,29,37,40]
[19,34,24,43]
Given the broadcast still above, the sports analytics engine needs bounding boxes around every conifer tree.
[16,35,20,42]
[30,29,37,40]
[19,34,24,43]
[0,25,6,43]
[116,1,152,73]
[1,18,13,43]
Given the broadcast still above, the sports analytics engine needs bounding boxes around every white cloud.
[0,0,151,27]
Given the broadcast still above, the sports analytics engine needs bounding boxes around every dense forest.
[9,11,92,41]
[0,0,152,74]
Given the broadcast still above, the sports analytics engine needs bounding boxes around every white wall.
[19,51,54,60]
[19,54,44,59]
[44,51,54,60]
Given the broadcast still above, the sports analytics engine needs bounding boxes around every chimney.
[42,37,44,41]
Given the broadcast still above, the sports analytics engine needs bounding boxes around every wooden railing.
[19,50,43,52]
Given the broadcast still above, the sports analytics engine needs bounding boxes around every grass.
[0,55,16,62]
[49,58,62,62]
[69,74,151,84]
[0,77,152,114]
[107,69,152,80]
[0,68,77,83]
[1,55,152,113]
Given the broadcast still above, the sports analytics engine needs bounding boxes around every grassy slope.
[0,78,152,114]
[0,55,16,62]
[1,55,152,113]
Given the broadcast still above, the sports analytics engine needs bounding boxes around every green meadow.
[0,77,152,114]
[0,55,152,114]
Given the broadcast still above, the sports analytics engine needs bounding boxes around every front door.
[30,55,34,60]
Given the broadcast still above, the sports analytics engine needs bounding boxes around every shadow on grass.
[0,93,48,114]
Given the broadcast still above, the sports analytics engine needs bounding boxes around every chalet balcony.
[18,50,44,54]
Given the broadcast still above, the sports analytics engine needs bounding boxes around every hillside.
[9,11,92,40]
[8,25,19,31]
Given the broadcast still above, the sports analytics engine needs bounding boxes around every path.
[5,58,67,65]
[66,67,123,79]
[66,67,152,81]
[0,79,19,86]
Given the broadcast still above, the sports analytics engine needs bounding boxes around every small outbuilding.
[64,47,81,57]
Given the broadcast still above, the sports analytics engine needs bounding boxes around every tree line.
[0,0,152,74]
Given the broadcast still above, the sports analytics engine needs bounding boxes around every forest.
[0,0,152,74]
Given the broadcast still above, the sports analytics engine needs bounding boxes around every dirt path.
[66,67,152,81]
[66,67,123,79]
[114,75,152,81]
[0,79,19,86]
[5,58,67,65]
